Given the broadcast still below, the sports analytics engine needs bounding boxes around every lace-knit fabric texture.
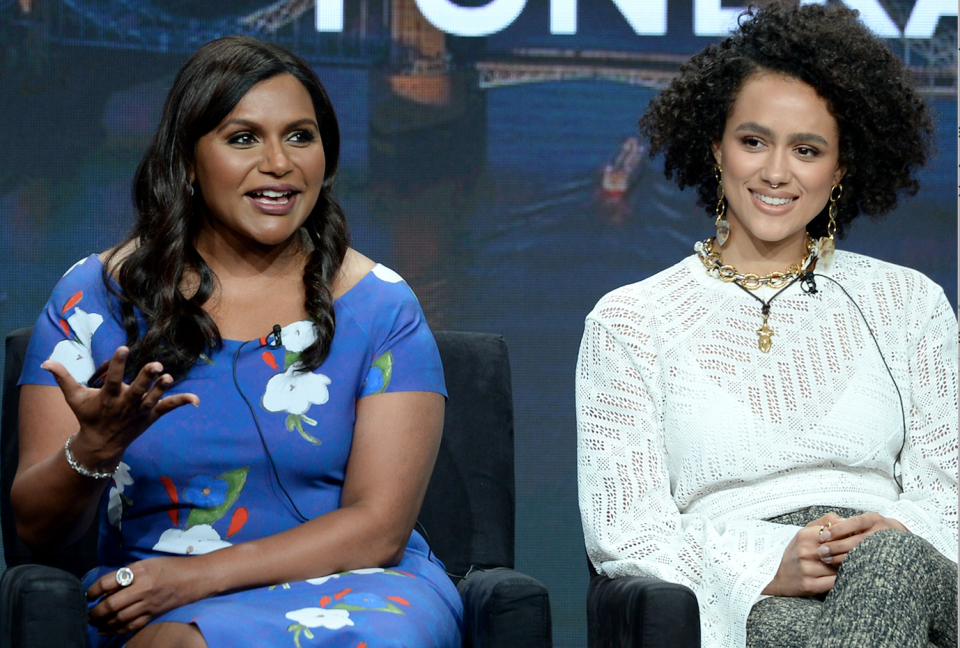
[576,250,958,648]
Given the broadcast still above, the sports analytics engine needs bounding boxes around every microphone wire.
[232,338,310,523]
[805,271,908,491]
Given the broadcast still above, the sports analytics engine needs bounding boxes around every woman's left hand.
[87,557,206,635]
[816,512,907,566]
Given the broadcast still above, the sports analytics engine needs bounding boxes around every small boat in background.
[601,136,644,199]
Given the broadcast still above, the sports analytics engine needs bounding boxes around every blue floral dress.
[20,255,464,648]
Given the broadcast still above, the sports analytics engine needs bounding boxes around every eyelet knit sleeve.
[576,305,798,648]
[874,283,958,562]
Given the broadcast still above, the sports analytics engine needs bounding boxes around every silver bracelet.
[64,434,118,480]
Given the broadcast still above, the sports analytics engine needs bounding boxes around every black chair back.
[2,327,100,577]
[0,327,30,569]
[419,331,516,582]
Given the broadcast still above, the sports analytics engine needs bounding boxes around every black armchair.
[1,327,552,648]
[586,555,700,648]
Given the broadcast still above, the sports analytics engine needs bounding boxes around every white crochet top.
[576,249,958,648]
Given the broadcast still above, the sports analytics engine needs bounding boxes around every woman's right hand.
[12,346,199,549]
[761,512,844,597]
[42,346,199,466]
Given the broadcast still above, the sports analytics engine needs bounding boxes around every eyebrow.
[216,117,319,133]
[735,122,830,147]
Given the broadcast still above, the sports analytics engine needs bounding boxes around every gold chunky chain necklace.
[694,235,818,352]
[695,235,816,289]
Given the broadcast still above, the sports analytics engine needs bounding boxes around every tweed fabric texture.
[747,506,957,648]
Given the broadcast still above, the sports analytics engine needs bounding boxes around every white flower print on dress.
[285,608,353,647]
[261,321,332,445]
[49,307,104,384]
[285,607,352,629]
[304,567,385,587]
[107,462,133,529]
[152,524,232,555]
[262,369,332,445]
[61,257,88,278]
[279,321,317,353]
[371,264,403,283]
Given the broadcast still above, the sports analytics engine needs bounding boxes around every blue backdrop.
[0,0,956,644]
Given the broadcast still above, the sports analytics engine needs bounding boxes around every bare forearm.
[202,506,409,594]
[11,445,111,549]
[192,505,410,599]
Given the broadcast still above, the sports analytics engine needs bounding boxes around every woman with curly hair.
[576,3,957,647]
[11,36,462,647]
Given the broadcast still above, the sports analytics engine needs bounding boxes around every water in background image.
[0,6,956,644]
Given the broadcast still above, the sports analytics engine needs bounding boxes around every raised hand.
[762,512,845,597]
[815,512,907,566]
[43,346,199,467]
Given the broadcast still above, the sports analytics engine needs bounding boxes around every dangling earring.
[714,163,730,246]
[187,182,195,197]
[818,183,841,269]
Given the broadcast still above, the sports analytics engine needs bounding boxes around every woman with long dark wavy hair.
[11,36,463,647]
[576,3,957,647]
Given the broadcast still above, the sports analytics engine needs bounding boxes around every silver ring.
[116,567,134,587]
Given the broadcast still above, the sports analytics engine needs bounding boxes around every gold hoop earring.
[818,183,841,268]
[714,163,730,246]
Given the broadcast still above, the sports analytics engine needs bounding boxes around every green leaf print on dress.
[185,467,249,528]
[152,467,249,555]
[359,350,393,397]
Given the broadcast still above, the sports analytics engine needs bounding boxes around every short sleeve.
[356,265,446,399]
[20,255,117,388]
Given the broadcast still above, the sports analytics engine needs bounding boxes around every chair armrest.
[587,574,700,648]
[457,567,552,648]
[1,564,86,648]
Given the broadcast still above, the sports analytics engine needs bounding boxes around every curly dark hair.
[103,35,349,381]
[639,1,933,239]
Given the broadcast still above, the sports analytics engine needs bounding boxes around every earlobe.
[711,142,722,165]
[834,166,846,185]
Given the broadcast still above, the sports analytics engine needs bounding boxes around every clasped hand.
[43,346,199,463]
[88,557,203,635]
[763,511,907,597]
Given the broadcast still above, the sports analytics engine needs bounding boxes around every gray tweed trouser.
[746,506,957,648]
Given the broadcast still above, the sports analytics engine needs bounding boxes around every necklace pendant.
[757,316,774,353]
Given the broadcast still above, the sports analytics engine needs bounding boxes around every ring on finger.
[116,567,135,587]
[818,522,832,541]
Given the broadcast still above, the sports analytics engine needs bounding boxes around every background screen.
[1,0,956,643]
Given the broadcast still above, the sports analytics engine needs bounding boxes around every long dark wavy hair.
[639,1,933,239]
[103,35,349,380]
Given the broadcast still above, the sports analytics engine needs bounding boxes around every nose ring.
[770,183,780,188]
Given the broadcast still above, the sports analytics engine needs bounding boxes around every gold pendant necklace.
[695,236,816,353]
[756,308,774,353]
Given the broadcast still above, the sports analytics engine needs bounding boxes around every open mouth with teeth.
[248,189,296,205]
[751,191,795,206]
